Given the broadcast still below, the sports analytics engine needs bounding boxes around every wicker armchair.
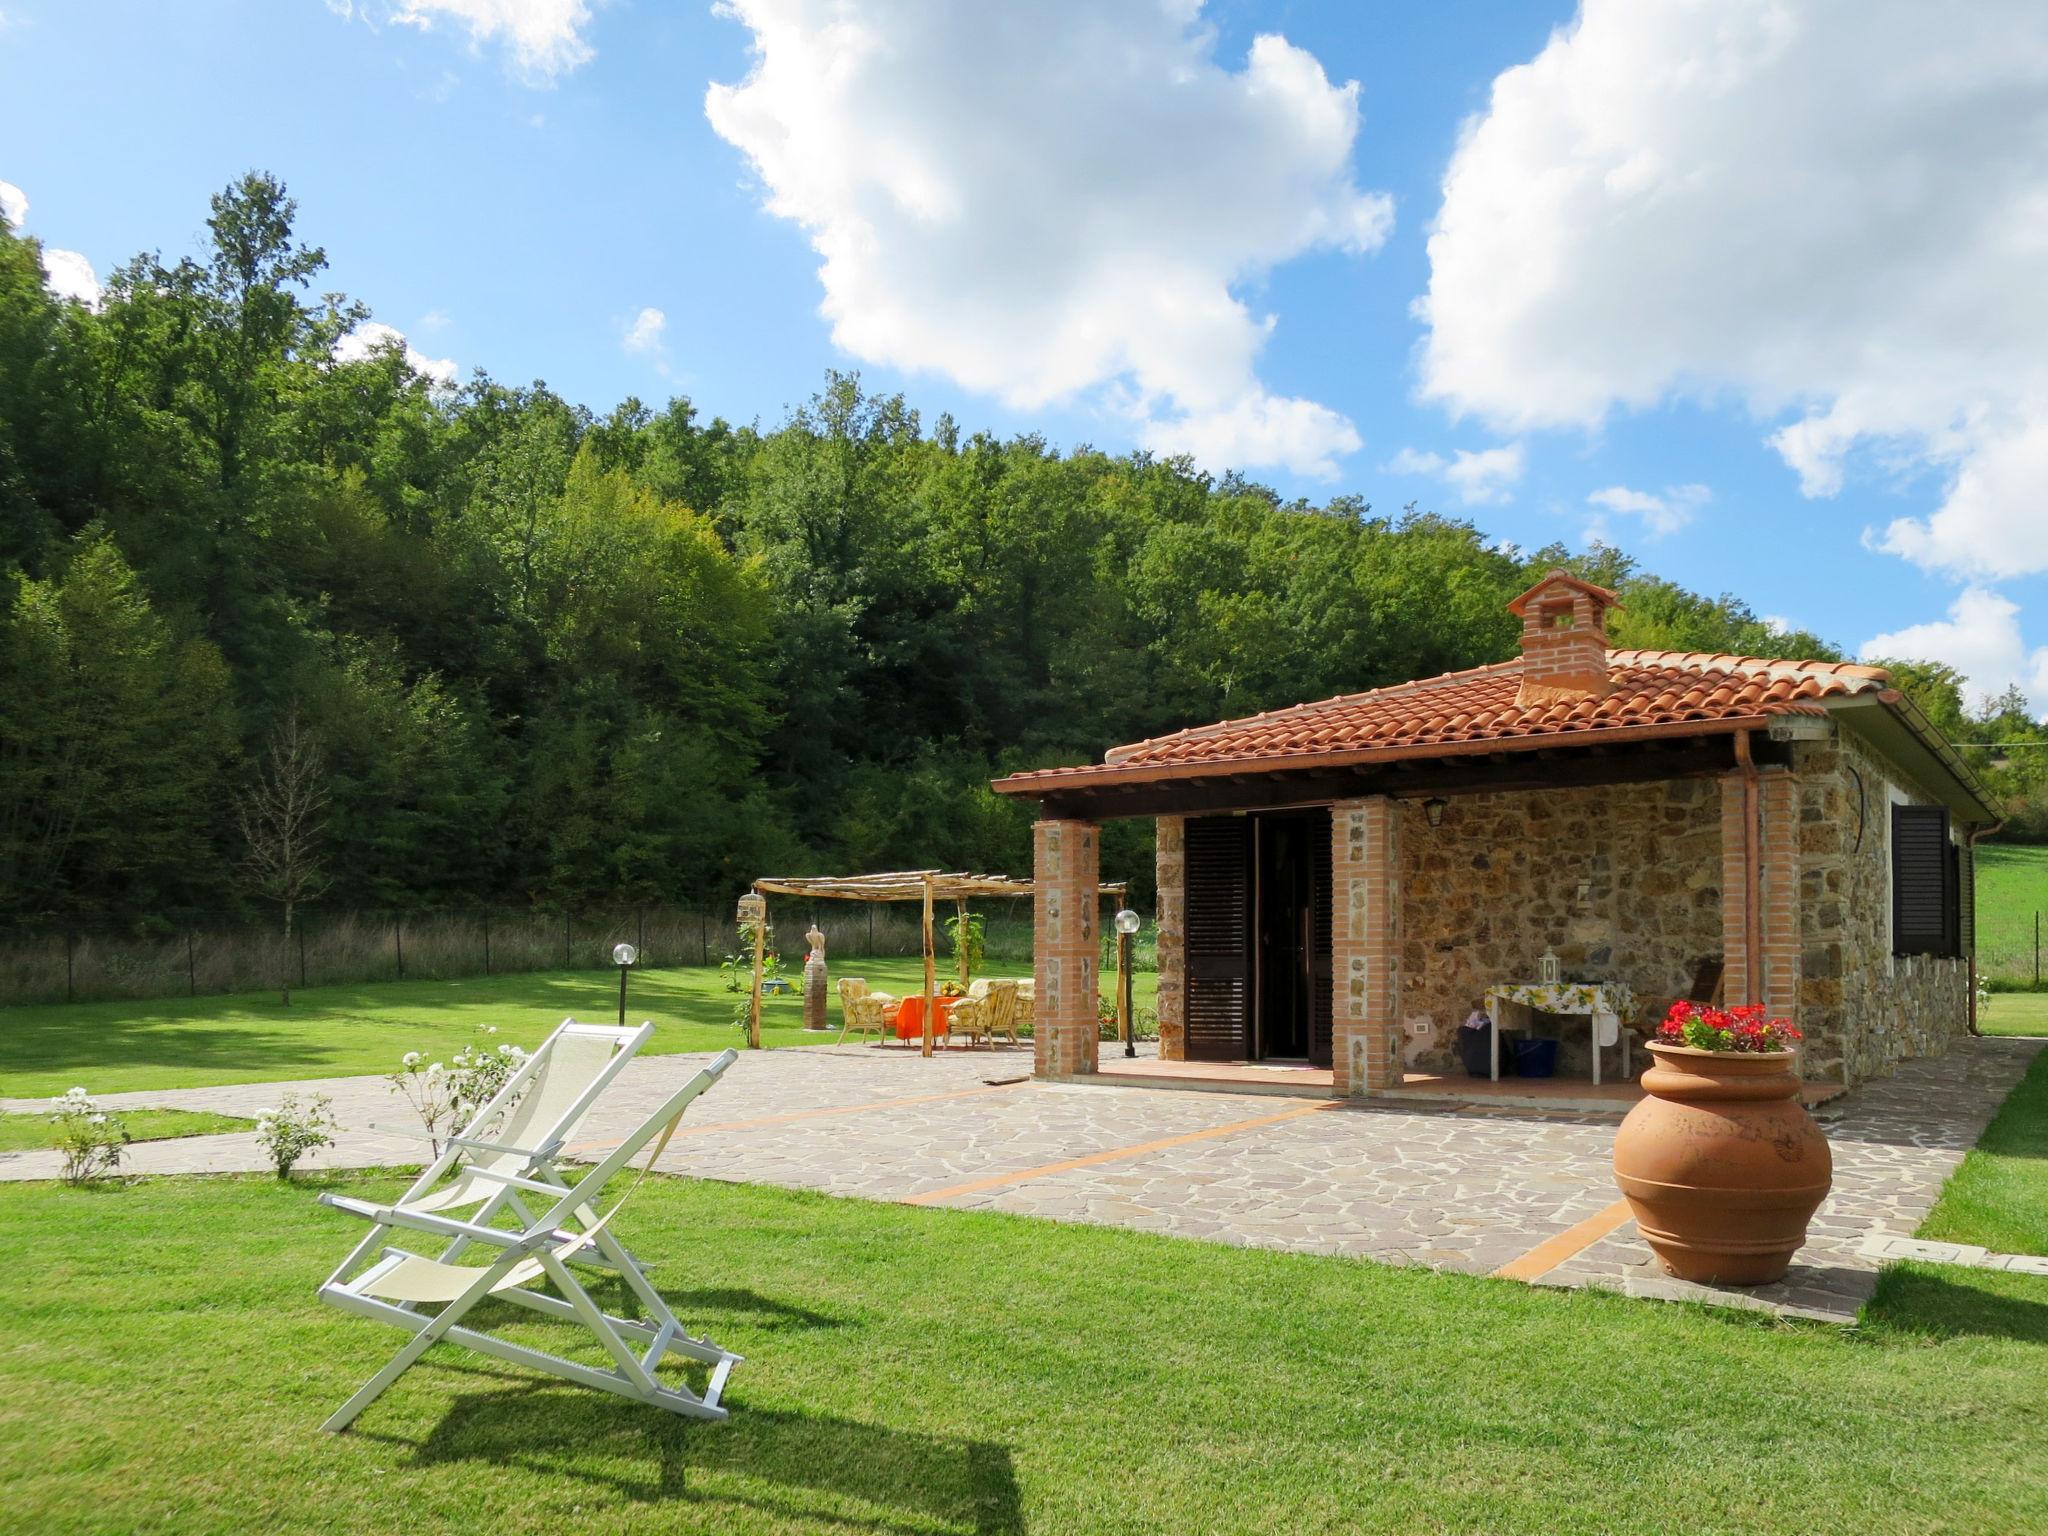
[836,978,891,1046]
[948,989,991,1047]
[978,978,1021,1046]
[1011,978,1034,1038]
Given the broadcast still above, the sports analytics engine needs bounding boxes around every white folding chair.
[370,1018,653,1226]
[316,1048,742,1432]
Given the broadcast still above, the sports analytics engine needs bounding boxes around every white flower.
[480,1025,497,1035]
[426,1062,444,1077]
[87,1114,106,1125]
[402,1051,422,1067]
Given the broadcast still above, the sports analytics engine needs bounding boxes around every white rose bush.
[254,1093,338,1178]
[47,1088,129,1187]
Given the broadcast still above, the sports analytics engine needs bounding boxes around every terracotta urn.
[1612,1044,1832,1285]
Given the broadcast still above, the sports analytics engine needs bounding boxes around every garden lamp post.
[612,942,638,1028]
[1114,907,1141,1058]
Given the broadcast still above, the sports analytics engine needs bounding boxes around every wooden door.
[1184,815,1251,1061]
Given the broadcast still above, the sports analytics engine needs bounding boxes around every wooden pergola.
[745,870,1127,1056]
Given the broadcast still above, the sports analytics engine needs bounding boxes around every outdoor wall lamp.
[1424,797,1448,828]
[1113,908,1141,1058]
[612,941,638,1027]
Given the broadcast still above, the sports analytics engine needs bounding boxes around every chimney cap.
[1506,567,1622,619]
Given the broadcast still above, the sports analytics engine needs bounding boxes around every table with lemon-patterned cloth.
[1484,981,1640,1085]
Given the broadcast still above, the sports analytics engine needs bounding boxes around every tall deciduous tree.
[237,703,331,1003]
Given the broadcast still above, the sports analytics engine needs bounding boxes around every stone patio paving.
[6,1033,2039,1323]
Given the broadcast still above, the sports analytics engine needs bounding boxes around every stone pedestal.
[802,924,828,1030]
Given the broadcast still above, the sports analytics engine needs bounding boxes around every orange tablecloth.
[893,994,960,1041]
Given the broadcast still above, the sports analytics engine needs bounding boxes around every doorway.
[1182,810,1331,1066]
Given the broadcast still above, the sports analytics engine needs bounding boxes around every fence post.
[299,923,308,990]
[483,909,492,975]
[2036,910,2041,990]
[187,930,196,997]
[395,915,404,981]
[563,910,571,969]
[65,932,75,1004]
[700,910,709,966]
[638,906,646,961]
[868,905,875,956]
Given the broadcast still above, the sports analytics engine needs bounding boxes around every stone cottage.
[992,571,1996,1093]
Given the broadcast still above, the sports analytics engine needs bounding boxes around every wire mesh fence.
[1979,907,2044,990]
[0,897,1156,1008]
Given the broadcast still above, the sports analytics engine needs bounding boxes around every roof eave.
[991,712,1794,798]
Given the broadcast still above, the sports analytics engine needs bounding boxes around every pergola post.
[954,896,971,988]
[921,875,937,1058]
[1032,819,1100,1079]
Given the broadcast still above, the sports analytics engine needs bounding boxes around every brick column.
[1154,816,1186,1061]
[1759,772,1801,1026]
[1033,819,1100,1079]
[1331,797,1401,1095]
[1719,774,1754,1005]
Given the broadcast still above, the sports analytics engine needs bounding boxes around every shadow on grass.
[378,1372,1023,1535]
[1862,1262,2048,1343]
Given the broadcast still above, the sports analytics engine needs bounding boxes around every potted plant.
[1612,1002,1832,1285]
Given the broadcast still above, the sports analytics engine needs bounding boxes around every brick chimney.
[1508,569,1620,707]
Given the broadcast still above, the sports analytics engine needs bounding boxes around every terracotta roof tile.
[1008,650,1888,787]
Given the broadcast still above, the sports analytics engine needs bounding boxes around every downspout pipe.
[1733,728,1762,1006]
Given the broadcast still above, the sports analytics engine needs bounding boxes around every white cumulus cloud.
[335,320,458,388]
[1585,482,1709,539]
[622,306,666,354]
[1418,0,2048,582]
[706,0,1392,479]
[1862,588,2048,715]
[1385,443,1525,506]
[40,247,101,308]
[382,0,595,82]
[1,179,101,307]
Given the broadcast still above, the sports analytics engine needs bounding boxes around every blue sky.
[4,0,2046,709]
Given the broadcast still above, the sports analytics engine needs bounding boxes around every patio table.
[1484,981,1638,1086]
[893,994,961,1043]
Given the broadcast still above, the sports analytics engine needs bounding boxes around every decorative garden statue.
[803,923,828,1030]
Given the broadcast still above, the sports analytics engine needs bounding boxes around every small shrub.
[254,1093,338,1178]
[48,1088,129,1186]
[386,1026,530,1157]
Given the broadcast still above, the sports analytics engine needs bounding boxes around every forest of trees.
[3,173,2042,933]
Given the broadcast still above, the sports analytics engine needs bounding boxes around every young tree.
[237,704,331,1003]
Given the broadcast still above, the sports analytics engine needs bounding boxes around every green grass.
[1980,990,2048,1037]
[1918,1047,2048,1256]
[2,1172,2044,1536]
[0,1107,253,1152]
[1978,842,2048,988]
[0,963,1158,1099]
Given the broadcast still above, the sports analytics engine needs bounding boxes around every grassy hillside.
[1979,843,2048,988]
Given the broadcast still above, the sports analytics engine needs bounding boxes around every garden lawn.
[0,963,1158,1098]
[1981,990,2048,1038]
[0,1107,251,1152]
[2,1172,2044,1536]
[1917,1046,2048,1257]
[1977,842,2048,987]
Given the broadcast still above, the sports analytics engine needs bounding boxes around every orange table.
[893,994,961,1042]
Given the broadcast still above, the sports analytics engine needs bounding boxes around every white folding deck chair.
[316,1048,741,1432]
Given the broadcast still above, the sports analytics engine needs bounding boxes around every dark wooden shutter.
[1184,815,1250,1061]
[1892,804,1954,957]
[1305,812,1333,1068]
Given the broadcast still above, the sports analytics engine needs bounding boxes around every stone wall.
[1794,731,1972,1082]
[1395,779,1726,1075]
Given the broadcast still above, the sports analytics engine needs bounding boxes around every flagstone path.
[6,1033,2039,1323]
